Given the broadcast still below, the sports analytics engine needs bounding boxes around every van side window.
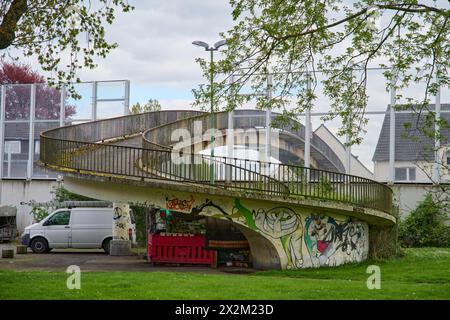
[47,211,71,225]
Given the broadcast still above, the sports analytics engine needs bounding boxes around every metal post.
[226,75,234,183]
[209,49,215,185]
[0,85,4,203]
[388,70,397,185]
[124,80,130,115]
[0,85,5,184]
[434,69,441,184]
[345,134,351,174]
[27,84,36,180]
[92,81,98,120]
[265,74,272,162]
[60,85,66,127]
[305,73,312,181]
[7,152,11,178]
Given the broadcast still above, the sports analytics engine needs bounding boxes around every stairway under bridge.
[40,110,396,270]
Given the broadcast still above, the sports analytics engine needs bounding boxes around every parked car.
[21,207,136,253]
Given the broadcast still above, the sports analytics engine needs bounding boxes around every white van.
[21,208,136,254]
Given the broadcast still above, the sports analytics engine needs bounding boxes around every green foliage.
[130,205,147,246]
[0,1,134,94]
[30,206,49,222]
[54,186,96,202]
[317,175,333,194]
[130,99,162,114]
[193,0,449,146]
[399,193,450,248]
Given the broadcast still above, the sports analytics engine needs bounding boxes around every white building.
[372,104,450,217]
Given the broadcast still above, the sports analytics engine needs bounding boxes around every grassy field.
[0,248,449,300]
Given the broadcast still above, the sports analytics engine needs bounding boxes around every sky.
[22,0,450,171]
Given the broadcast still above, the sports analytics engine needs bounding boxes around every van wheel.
[102,238,112,254]
[31,238,48,254]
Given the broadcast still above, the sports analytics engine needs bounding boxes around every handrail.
[40,111,393,215]
[142,110,345,172]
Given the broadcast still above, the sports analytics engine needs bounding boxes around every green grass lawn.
[0,248,449,300]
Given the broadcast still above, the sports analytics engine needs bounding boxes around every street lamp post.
[192,40,226,185]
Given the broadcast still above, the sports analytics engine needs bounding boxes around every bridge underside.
[64,174,394,270]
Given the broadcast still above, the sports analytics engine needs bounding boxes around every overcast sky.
[76,0,234,106]
[29,0,449,171]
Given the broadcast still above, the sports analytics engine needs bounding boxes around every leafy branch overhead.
[193,0,449,145]
[0,0,134,93]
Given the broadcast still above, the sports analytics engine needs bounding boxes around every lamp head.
[192,41,210,50]
[213,40,227,49]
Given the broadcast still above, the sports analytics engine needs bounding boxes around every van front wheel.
[31,238,48,254]
[102,238,112,254]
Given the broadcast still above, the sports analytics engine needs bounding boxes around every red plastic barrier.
[148,233,214,266]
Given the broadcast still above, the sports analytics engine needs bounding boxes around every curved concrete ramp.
[41,111,396,269]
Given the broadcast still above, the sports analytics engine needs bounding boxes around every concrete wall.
[64,177,370,270]
[314,125,374,179]
[0,180,59,232]
[391,184,449,222]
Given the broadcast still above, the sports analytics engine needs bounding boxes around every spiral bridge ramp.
[40,110,395,269]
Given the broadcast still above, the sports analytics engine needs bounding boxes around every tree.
[193,0,449,145]
[0,1,133,90]
[0,60,75,120]
[398,192,450,247]
[130,98,162,114]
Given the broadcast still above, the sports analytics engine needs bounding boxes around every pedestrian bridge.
[40,110,395,269]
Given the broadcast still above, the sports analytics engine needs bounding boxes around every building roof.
[372,104,450,162]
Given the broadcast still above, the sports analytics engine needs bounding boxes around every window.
[395,167,416,182]
[395,168,407,180]
[4,140,21,154]
[46,211,71,225]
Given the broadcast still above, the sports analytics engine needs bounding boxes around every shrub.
[399,193,450,247]
[30,206,49,222]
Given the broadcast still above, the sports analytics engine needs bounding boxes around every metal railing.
[40,111,393,215]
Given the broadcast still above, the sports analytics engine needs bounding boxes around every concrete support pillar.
[110,202,132,255]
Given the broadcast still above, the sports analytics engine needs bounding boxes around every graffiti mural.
[166,195,195,212]
[253,207,304,269]
[304,214,367,267]
[160,195,369,269]
[231,199,303,269]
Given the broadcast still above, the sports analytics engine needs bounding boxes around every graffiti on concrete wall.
[231,199,303,269]
[304,214,367,267]
[253,207,304,269]
[113,205,131,240]
[166,195,195,212]
[163,195,368,269]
